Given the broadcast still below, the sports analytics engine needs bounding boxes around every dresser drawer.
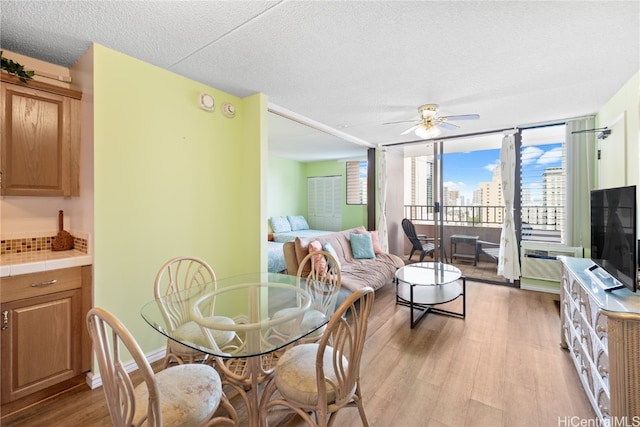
[1,267,82,302]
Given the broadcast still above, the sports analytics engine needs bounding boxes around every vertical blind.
[346,161,367,205]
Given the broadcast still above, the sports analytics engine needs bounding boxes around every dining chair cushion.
[173,316,235,349]
[274,343,353,406]
[272,308,327,338]
[133,364,223,426]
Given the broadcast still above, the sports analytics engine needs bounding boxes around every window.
[402,126,568,244]
[346,161,367,205]
[520,125,567,243]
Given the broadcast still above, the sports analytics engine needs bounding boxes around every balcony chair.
[86,307,237,427]
[402,218,440,262]
[476,240,500,264]
[260,287,375,427]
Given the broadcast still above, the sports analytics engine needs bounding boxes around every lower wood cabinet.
[0,266,91,413]
[560,258,640,424]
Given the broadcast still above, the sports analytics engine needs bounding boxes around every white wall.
[597,70,640,189]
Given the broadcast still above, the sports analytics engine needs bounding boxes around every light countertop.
[0,250,92,277]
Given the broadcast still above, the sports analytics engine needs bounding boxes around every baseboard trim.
[520,283,561,294]
[85,347,166,390]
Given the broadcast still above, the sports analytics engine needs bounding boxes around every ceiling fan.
[384,104,480,139]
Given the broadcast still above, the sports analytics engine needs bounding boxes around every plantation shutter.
[308,176,342,231]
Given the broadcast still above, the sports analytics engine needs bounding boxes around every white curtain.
[375,147,389,252]
[498,132,521,280]
[566,117,596,249]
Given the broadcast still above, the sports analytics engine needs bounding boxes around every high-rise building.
[478,165,503,226]
[404,156,433,219]
[543,166,565,231]
[447,189,460,206]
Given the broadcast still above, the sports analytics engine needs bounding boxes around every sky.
[443,143,563,202]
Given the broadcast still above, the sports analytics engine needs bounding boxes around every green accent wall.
[267,156,307,227]
[92,44,265,353]
[267,157,368,231]
[304,160,368,230]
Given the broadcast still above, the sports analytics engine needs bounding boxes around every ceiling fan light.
[419,104,439,119]
[415,125,441,139]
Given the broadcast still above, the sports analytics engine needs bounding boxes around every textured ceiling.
[1,1,638,161]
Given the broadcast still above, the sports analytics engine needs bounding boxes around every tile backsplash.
[1,232,89,255]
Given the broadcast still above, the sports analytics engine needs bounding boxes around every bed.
[267,230,334,273]
[268,241,288,273]
[272,229,333,243]
[267,215,334,273]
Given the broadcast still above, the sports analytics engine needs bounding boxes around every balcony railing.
[404,204,564,231]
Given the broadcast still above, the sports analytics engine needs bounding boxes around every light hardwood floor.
[1,279,596,427]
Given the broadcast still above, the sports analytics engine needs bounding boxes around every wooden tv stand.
[559,257,640,424]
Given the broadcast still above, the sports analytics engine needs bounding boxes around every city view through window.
[404,126,566,243]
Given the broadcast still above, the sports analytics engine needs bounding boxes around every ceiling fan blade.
[437,121,460,130]
[400,124,420,135]
[382,119,420,125]
[440,114,480,121]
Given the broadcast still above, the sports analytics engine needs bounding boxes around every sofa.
[283,226,405,293]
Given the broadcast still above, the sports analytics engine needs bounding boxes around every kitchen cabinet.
[0,266,91,414]
[0,74,81,196]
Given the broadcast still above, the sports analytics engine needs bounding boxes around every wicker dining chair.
[154,256,239,368]
[270,249,342,344]
[86,307,237,427]
[260,287,375,427]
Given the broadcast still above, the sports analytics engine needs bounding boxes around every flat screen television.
[590,185,637,292]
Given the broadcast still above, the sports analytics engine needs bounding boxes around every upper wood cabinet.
[0,74,81,196]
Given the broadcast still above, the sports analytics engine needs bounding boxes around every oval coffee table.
[395,262,466,328]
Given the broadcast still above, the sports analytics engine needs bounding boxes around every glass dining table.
[140,272,334,427]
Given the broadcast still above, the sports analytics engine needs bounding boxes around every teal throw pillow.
[350,232,375,259]
[323,242,342,270]
[270,216,291,233]
[287,215,310,231]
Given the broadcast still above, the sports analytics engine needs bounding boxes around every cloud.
[484,160,500,172]
[522,146,543,166]
[537,147,563,165]
[444,181,466,190]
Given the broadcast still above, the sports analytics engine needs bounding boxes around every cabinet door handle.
[30,279,57,288]
[2,310,8,331]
